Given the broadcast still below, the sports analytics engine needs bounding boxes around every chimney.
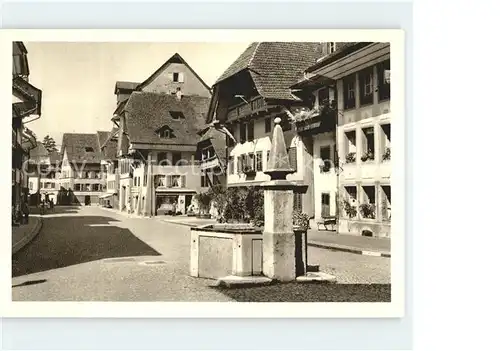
[176,87,183,101]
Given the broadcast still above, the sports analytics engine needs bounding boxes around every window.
[256,152,263,172]
[327,42,336,54]
[344,185,358,218]
[133,177,137,186]
[173,72,179,82]
[320,146,331,172]
[228,156,234,174]
[361,127,375,162]
[143,174,147,186]
[377,60,391,101]
[321,193,331,217]
[29,181,33,190]
[359,67,374,105]
[344,130,357,163]
[85,147,94,152]
[266,150,271,169]
[159,128,175,139]
[281,117,291,131]
[360,185,376,219]
[75,184,81,191]
[247,120,254,141]
[343,75,356,109]
[170,175,183,188]
[172,152,182,166]
[293,192,303,212]
[288,147,297,172]
[265,118,272,133]
[85,184,92,192]
[317,87,330,107]
[240,123,246,143]
[246,153,255,171]
[381,124,391,161]
[170,111,185,119]
[92,184,100,192]
[157,152,168,165]
[381,185,391,221]
[201,172,209,187]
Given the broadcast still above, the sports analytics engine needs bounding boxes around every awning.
[99,192,115,199]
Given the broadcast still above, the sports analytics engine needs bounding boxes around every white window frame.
[363,72,374,96]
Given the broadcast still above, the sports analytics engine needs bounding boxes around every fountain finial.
[264,116,295,180]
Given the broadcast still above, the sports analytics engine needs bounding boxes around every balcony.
[226,96,274,121]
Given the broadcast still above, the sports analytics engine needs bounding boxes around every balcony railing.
[226,96,268,120]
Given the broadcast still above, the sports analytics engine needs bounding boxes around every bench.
[316,216,337,231]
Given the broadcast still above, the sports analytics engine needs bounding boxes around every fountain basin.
[190,224,307,280]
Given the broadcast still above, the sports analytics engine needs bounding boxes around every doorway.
[321,193,330,218]
[84,195,91,206]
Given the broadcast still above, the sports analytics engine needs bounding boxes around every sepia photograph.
[3,29,405,318]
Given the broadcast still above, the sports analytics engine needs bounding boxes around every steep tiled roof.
[49,151,61,165]
[61,133,102,164]
[124,92,210,146]
[136,53,212,93]
[114,81,140,94]
[304,42,372,73]
[198,127,227,166]
[214,42,323,101]
[97,129,119,160]
[29,143,49,158]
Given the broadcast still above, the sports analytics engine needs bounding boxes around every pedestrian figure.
[40,200,45,215]
[126,201,131,214]
[22,201,29,224]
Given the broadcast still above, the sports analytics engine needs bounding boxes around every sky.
[24,42,251,147]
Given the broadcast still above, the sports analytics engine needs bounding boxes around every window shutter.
[178,72,184,82]
[181,175,186,187]
[168,73,173,81]
[288,147,297,172]
[166,175,172,187]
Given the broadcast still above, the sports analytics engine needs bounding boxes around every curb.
[308,240,391,258]
[12,217,43,255]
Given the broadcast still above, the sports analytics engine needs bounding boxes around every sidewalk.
[307,229,391,257]
[12,216,43,255]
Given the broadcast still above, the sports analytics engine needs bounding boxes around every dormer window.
[157,125,175,138]
[170,111,185,119]
[327,42,336,54]
[85,147,94,152]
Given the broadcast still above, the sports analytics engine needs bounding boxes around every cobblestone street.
[12,206,390,302]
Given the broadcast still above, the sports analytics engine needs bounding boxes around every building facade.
[58,133,105,205]
[205,42,324,217]
[299,42,391,237]
[27,143,60,205]
[113,53,211,216]
[12,41,42,224]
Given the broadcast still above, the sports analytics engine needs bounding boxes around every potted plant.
[382,147,391,161]
[345,152,356,164]
[319,160,331,172]
[361,150,374,162]
[359,203,376,219]
[343,199,358,218]
[243,165,256,177]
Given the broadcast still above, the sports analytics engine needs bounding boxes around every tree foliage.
[42,135,58,153]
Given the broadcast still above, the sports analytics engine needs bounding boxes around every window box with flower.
[345,152,356,164]
[361,150,374,162]
[382,147,391,161]
[359,203,376,219]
